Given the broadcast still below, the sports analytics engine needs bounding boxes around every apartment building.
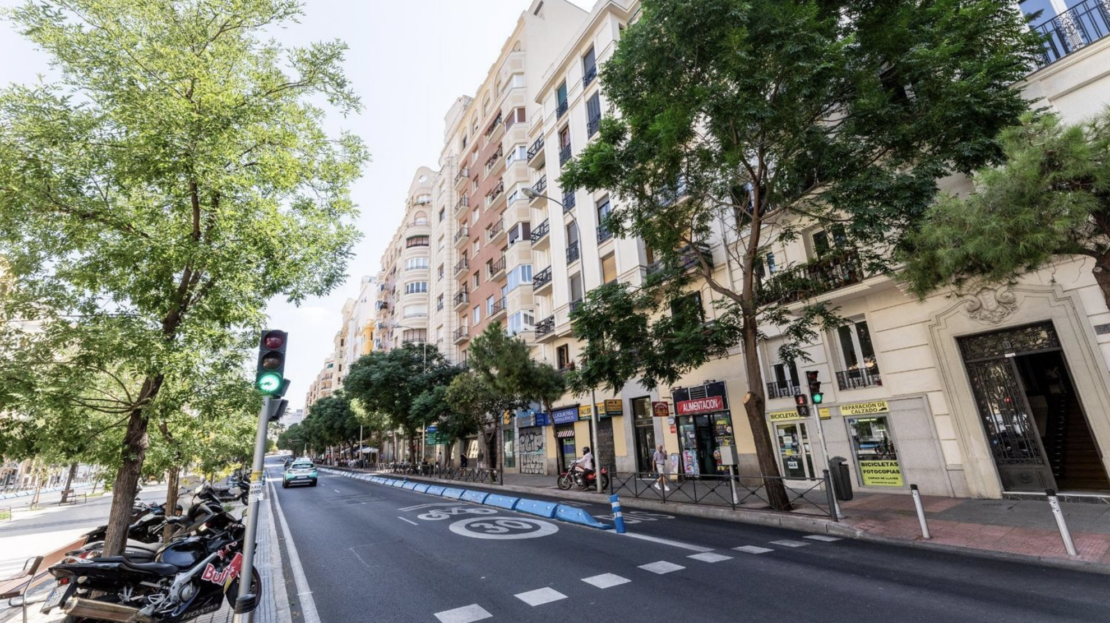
[304,355,335,411]
[375,168,436,353]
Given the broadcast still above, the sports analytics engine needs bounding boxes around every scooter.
[557,466,610,491]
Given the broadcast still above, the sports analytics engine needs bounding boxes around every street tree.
[902,110,1110,305]
[561,0,1041,509]
[444,372,504,469]
[0,0,367,554]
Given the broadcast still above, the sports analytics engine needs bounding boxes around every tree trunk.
[162,466,180,542]
[741,313,792,512]
[103,408,151,556]
[1093,252,1110,312]
[60,462,78,504]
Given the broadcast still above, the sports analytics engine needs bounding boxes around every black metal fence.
[385,463,500,484]
[609,471,837,520]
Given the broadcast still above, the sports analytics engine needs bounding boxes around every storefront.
[767,409,817,479]
[502,411,515,470]
[631,397,656,472]
[841,400,904,488]
[552,406,580,472]
[516,411,547,475]
[671,382,735,476]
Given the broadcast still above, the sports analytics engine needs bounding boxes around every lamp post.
[521,187,603,492]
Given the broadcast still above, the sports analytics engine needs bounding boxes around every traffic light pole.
[233,395,272,623]
[810,406,842,519]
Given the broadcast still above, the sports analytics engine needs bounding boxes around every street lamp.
[521,187,603,492]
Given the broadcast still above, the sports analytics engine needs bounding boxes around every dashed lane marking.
[805,534,842,542]
[620,532,714,552]
[582,573,631,589]
[434,604,492,623]
[688,552,733,563]
[733,545,774,555]
[770,540,809,548]
[639,561,685,574]
[515,587,567,606]
[398,517,419,526]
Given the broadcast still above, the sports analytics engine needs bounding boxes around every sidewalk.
[363,467,1110,573]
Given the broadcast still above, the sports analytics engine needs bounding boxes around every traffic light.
[269,399,289,422]
[806,370,823,405]
[794,394,808,407]
[256,330,288,395]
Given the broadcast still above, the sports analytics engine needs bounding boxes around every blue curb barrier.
[556,504,614,530]
[442,488,466,499]
[483,494,520,510]
[413,484,430,493]
[461,490,488,504]
[391,480,405,488]
[516,498,558,518]
[402,483,417,490]
[609,494,627,534]
[426,486,446,496]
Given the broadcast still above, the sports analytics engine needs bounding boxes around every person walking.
[652,445,671,491]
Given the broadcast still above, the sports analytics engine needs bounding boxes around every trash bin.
[829,457,853,501]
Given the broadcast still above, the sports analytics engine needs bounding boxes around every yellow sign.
[840,400,890,416]
[768,409,803,422]
[503,411,511,425]
[859,460,904,487]
[578,404,593,419]
[604,399,624,416]
[818,407,831,420]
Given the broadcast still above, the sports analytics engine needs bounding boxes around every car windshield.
[291,462,314,470]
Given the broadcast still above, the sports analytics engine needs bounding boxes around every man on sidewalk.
[652,445,671,492]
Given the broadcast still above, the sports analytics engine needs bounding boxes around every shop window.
[847,415,903,487]
[601,254,617,284]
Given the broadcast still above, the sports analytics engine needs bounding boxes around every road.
[265,457,1109,623]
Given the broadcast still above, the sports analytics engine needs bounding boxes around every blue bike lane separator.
[484,494,520,510]
[556,504,613,530]
[461,490,489,504]
[515,499,558,519]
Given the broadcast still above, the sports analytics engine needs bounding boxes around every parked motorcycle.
[557,466,610,491]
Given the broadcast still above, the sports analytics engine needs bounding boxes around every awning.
[556,429,576,439]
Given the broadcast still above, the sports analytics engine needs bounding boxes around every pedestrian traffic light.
[795,394,808,407]
[806,370,823,405]
[256,330,288,395]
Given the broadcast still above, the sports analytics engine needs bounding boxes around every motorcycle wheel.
[557,474,573,490]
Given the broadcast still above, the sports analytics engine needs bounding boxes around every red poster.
[676,396,725,416]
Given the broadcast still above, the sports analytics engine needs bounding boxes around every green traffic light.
[258,372,282,394]
[812,392,824,405]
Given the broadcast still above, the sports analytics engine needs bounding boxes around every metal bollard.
[910,484,931,539]
[609,494,627,534]
[1046,489,1078,556]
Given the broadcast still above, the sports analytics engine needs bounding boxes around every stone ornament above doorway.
[963,285,1019,325]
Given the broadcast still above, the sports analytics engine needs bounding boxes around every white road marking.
[734,545,774,554]
[434,604,492,623]
[805,534,842,542]
[770,539,809,548]
[398,517,419,526]
[582,573,631,589]
[639,561,685,574]
[688,552,733,563]
[620,532,713,552]
[515,587,567,606]
[270,480,322,623]
[334,489,341,493]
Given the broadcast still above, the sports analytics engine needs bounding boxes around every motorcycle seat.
[126,540,162,552]
[120,559,179,576]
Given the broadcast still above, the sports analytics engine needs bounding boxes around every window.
[487,296,495,315]
[569,273,583,302]
[557,344,572,370]
[403,304,427,318]
[559,126,571,149]
[462,135,468,149]
[586,93,601,137]
[508,310,535,335]
[837,319,878,372]
[406,235,429,248]
[405,257,429,271]
[755,252,778,278]
[506,145,528,165]
[438,209,445,222]
[473,240,480,255]
[402,329,427,344]
[670,291,704,322]
[556,81,568,116]
[437,294,444,310]
[601,254,617,284]
[472,209,479,225]
[404,281,428,294]
[766,337,800,398]
[582,46,597,86]
[597,196,612,241]
[472,272,480,289]
[812,225,847,258]
[507,264,533,292]
[473,306,481,325]
[438,264,445,280]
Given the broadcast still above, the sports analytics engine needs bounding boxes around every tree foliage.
[902,111,1110,304]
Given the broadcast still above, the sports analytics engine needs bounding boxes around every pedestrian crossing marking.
[434,604,492,623]
[770,539,809,548]
[639,561,685,574]
[805,534,842,542]
[515,587,567,606]
[582,573,631,589]
[688,552,733,563]
[733,545,774,554]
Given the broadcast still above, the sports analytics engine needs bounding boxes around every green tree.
[0,0,367,554]
[903,111,1110,305]
[443,372,503,468]
[561,0,1040,509]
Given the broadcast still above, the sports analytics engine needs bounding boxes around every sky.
[0,0,594,410]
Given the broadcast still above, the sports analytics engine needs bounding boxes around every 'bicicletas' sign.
[676,395,726,416]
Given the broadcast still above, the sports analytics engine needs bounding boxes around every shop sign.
[552,406,579,425]
[818,407,831,420]
[517,414,536,428]
[676,395,725,416]
[604,399,624,417]
[578,404,593,420]
[535,412,549,426]
[768,409,804,422]
[859,460,904,487]
[840,400,889,416]
[652,401,670,417]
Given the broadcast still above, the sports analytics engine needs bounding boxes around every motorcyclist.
[571,447,595,482]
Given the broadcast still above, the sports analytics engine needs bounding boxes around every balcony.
[485,145,504,176]
[566,242,580,264]
[455,167,469,191]
[645,244,715,278]
[486,180,505,208]
[527,137,545,167]
[563,190,576,212]
[766,381,800,400]
[488,255,507,280]
[453,291,470,311]
[533,266,553,292]
[453,258,469,277]
[530,176,547,200]
[559,144,572,167]
[376,301,389,310]
[453,325,470,344]
[758,248,864,306]
[587,115,601,138]
[487,219,506,244]
[454,195,469,216]
[556,100,568,119]
[454,227,470,248]
[535,315,556,340]
[485,112,504,141]
[583,64,597,88]
[489,297,507,320]
[597,227,613,244]
[836,366,882,391]
[530,219,550,245]
[1033,0,1110,67]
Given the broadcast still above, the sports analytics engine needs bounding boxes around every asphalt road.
[266,459,1110,623]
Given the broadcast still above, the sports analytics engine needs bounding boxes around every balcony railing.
[454,227,469,247]
[454,196,469,215]
[563,190,576,211]
[532,175,547,197]
[533,266,552,290]
[587,115,601,138]
[490,297,507,318]
[531,219,550,244]
[485,180,505,206]
[758,248,864,306]
[488,219,505,241]
[453,291,469,309]
[645,244,715,277]
[766,381,800,400]
[556,100,568,119]
[558,361,576,373]
[535,315,556,338]
[488,256,506,279]
[453,325,470,342]
[453,258,469,276]
[569,299,584,315]
[376,301,389,310]
[485,112,503,138]
[597,227,613,244]
[485,145,504,173]
[583,64,597,88]
[566,242,580,264]
[559,144,572,167]
[836,366,882,390]
[455,167,469,187]
[527,137,545,163]
[1033,0,1110,67]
